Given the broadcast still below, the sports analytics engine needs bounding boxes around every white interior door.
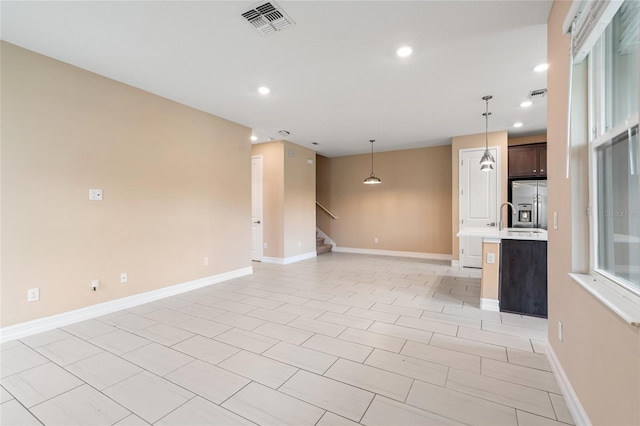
[251,156,263,262]
[460,148,499,268]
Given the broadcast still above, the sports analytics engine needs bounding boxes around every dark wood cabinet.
[508,143,547,177]
[538,145,547,177]
[500,239,548,317]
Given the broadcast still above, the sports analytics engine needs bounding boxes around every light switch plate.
[486,253,496,264]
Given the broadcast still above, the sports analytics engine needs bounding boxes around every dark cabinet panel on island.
[499,239,548,317]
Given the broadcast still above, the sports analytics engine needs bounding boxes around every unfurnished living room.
[1,1,639,426]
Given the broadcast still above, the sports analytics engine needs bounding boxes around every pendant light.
[363,139,382,184]
[480,95,496,171]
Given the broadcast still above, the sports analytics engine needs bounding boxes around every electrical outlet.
[27,288,40,302]
[374,237,379,244]
[120,272,128,283]
[89,189,103,201]
[298,241,302,247]
[263,242,268,249]
[486,253,495,264]
[558,320,563,342]
[204,257,209,266]
[91,279,100,291]
[553,212,558,230]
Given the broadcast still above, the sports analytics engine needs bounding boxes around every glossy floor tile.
[0,253,575,425]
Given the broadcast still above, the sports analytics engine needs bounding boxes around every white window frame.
[588,119,639,295]
[586,5,640,295]
[568,0,640,325]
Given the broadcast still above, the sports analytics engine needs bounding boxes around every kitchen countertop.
[457,227,548,242]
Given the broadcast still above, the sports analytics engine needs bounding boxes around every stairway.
[316,236,332,255]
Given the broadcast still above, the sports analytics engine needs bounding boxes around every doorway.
[251,156,263,262]
[459,147,500,268]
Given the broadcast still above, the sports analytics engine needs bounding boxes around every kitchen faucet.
[499,202,515,231]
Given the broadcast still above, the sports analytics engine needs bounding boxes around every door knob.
[486,222,496,226]
[253,220,261,224]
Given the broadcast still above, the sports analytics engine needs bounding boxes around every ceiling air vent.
[529,89,548,99]
[241,1,295,36]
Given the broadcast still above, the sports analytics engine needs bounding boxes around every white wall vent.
[241,2,295,36]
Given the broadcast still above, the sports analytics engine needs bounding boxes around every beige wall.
[316,155,332,233]
[251,140,316,260]
[547,3,640,425]
[283,141,316,258]
[317,145,452,255]
[508,133,547,146]
[1,43,252,327]
[451,131,508,261]
[251,142,284,258]
[481,242,500,300]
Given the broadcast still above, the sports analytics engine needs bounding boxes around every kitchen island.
[457,227,548,317]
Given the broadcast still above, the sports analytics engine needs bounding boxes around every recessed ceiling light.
[513,122,524,128]
[520,100,533,108]
[267,137,274,141]
[396,46,413,57]
[250,136,258,142]
[312,142,319,145]
[258,86,271,95]
[534,63,549,72]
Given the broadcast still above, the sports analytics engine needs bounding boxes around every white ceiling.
[1,1,552,157]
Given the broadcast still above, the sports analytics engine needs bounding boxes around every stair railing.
[316,201,337,219]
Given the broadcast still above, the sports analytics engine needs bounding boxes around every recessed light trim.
[258,86,271,95]
[513,122,524,128]
[520,100,533,108]
[250,136,258,142]
[534,63,549,72]
[396,46,413,57]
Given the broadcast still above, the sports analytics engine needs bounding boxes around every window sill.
[569,273,640,326]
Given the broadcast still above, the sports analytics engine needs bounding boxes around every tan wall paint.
[283,141,316,258]
[251,142,284,258]
[481,242,500,300]
[451,131,508,261]
[1,43,252,327]
[547,3,640,425]
[316,146,452,255]
[508,134,547,146]
[251,140,316,260]
[315,155,333,232]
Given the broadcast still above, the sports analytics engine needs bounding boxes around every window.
[588,0,640,294]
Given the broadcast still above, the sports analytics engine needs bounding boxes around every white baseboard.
[0,266,253,344]
[262,251,317,265]
[316,227,336,248]
[545,342,591,426]
[480,298,500,312]
[451,260,460,269]
[333,247,452,261]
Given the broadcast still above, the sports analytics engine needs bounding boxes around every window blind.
[563,0,625,63]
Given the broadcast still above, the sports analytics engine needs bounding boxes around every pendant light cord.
[370,141,374,175]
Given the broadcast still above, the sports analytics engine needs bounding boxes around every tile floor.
[0,253,575,426]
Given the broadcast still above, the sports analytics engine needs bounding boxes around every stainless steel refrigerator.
[510,180,547,229]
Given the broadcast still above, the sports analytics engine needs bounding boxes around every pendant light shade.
[363,139,382,184]
[480,95,496,171]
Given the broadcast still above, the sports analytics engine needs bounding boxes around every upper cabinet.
[508,143,547,178]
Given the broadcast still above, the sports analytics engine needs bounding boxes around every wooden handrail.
[316,201,337,219]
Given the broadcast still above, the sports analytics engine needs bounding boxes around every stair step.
[316,237,325,245]
[317,243,332,255]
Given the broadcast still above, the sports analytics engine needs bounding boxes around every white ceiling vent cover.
[241,1,295,36]
[529,89,547,102]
